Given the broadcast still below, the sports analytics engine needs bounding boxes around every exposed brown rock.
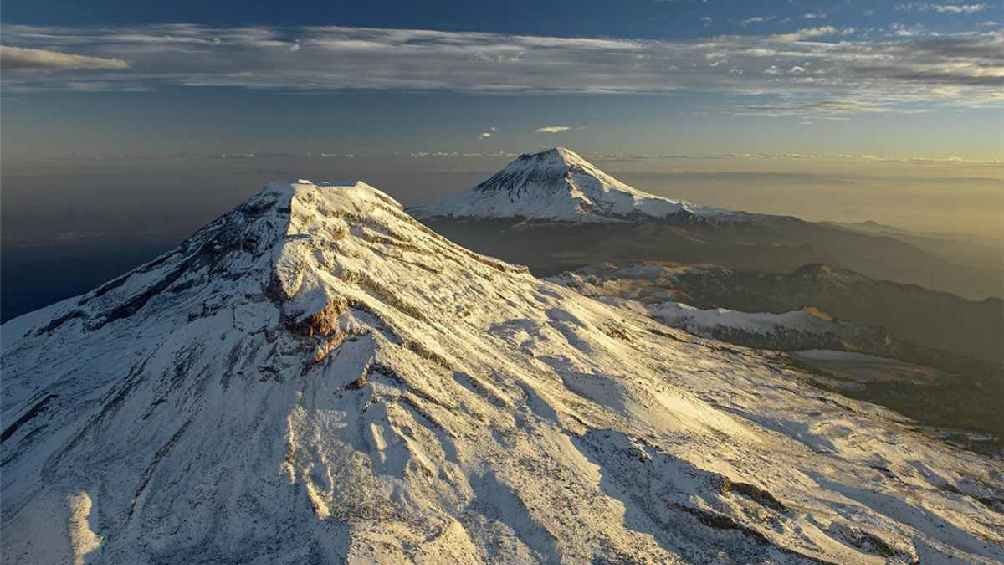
[287,296,349,337]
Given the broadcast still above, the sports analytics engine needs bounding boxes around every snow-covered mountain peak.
[2,177,528,353]
[415,147,738,222]
[485,146,641,196]
[540,146,624,179]
[508,146,604,175]
[3,180,1002,563]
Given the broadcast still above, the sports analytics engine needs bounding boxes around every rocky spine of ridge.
[2,181,1003,564]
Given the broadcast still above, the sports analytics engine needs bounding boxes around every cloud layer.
[897,3,988,14]
[2,23,1001,115]
[1,45,129,70]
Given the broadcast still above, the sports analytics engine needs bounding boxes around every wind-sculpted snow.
[2,180,1003,563]
[416,147,735,223]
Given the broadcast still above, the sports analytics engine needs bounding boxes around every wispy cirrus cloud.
[1,23,1002,117]
[740,16,774,26]
[897,3,988,14]
[769,26,852,42]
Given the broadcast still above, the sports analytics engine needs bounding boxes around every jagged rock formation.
[3,181,1003,564]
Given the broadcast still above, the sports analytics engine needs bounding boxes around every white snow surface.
[649,301,835,338]
[416,147,732,222]
[2,180,1003,564]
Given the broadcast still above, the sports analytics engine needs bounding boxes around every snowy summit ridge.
[2,180,1003,563]
[417,146,728,222]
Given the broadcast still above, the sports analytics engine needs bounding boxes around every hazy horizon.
[4,151,1003,242]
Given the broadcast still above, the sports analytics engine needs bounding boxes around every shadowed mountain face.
[423,217,1002,301]
[4,181,1003,564]
[664,263,1004,365]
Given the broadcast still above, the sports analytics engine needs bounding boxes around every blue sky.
[2,0,1002,163]
[3,0,997,38]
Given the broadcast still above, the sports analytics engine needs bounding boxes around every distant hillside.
[669,263,1004,364]
[424,217,1003,301]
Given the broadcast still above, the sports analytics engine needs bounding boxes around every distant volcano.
[415,147,734,222]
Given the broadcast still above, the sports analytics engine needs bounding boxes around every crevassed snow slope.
[2,180,1003,564]
[416,147,731,222]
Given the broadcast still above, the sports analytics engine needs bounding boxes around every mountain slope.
[552,262,1004,448]
[3,181,1003,564]
[670,263,1003,364]
[551,261,1004,362]
[415,147,732,222]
